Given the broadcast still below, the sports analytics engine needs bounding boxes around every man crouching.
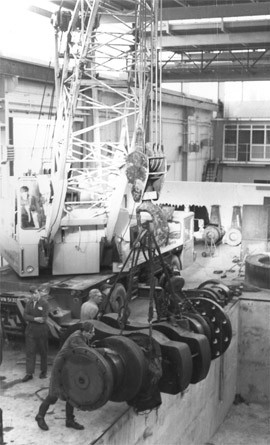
[35,321,95,431]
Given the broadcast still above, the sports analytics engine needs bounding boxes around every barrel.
[203,224,225,244]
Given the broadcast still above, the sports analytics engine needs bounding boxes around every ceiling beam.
[161,88,218,111]
[101,2,270,23]
[160,31,270,50]
[162,3,270,21]
[166,51,270,64]
[162,66,270,83]
[0,57,54,84]
[28,6,52,18]
[160,19,270,35]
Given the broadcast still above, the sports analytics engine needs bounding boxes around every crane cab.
[0,176,50,277]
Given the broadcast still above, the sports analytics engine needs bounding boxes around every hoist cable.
[30,61,52,168]
[42,84,56,163]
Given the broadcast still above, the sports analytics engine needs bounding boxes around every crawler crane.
[0,0,193,337]
[0,0,233,416]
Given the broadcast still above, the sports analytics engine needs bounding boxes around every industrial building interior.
[0,1,269,445]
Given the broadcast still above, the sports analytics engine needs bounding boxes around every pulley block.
[126,150,148,203]
[188,297,232,359]
[136,201,170,247]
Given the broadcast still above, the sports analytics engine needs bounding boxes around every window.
[224,125,237,160]
[18,179,47,230]
[238,126,250,161]
[223,124,270,162]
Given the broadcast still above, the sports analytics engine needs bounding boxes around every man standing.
[35,321,95,431]
[20,185,38,228]
[80,288,103,321]
[22,284,50,382]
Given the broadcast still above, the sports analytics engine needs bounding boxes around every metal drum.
[203,224,225,244]
[245,254,270,289]
[225,227,242,246]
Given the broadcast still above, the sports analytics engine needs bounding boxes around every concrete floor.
[180,238,245,290]
[0,341,129,445]
[1,343,269,445]
[1,341,269,445]
[1,240,269,445]
[206,401,270,445]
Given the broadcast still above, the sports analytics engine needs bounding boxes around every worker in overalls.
[22,284,50,382]
[35,321,95,431]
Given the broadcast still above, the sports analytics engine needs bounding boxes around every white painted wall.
[238,294,270,403]
[161,104,184,181]
[180,81,270,119]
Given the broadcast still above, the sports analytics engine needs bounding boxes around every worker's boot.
[65,402,84,430]
[66,417,84,430]
[35,414,49,431]
[22,374,33,382]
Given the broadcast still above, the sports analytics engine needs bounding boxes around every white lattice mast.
[44,0,159,243]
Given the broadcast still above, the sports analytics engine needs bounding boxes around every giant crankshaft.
[57,279,235,413]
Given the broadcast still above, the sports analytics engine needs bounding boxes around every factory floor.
[1,339,269,445]
[206,401,270,445]
[1,240,269,445]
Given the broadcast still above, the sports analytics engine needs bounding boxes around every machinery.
[0,0,235,413]
[202,205,225,257]
[0,0,194,337]
[53,270,237,413]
